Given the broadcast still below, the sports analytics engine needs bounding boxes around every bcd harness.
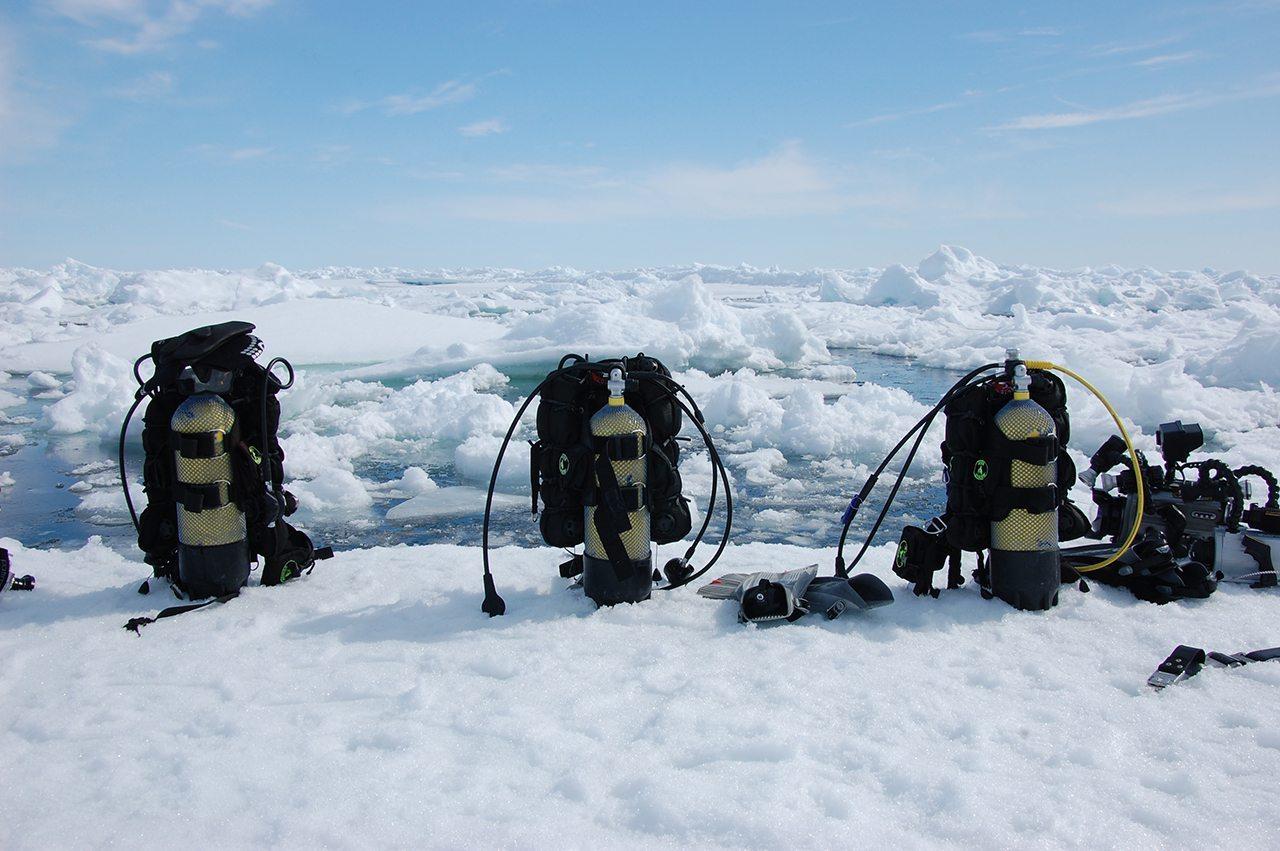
[119,322,331,631]
[480,353,732,615]
[836,353,1145,610]
[857,365,1087,598]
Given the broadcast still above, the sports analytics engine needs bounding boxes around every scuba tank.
[987,358,1060,610]
[170,389,252,599]
[846,349,1143,607]
[583,367,653,606]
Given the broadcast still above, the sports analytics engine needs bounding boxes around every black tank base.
[988,549,1060,611]
[582,554,653,607]
[178,540,251,599]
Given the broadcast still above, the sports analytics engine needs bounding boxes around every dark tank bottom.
[988,549,1060,611]
[179,540,251,598]
[583,554,653,606]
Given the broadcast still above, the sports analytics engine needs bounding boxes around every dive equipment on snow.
[118,322,331,624]
[1062,530,1218,604]
[697,565,894,623]
[1080,419,1280,594]
[839,350,1144,610]
[480,353,732,614]
[986,360,1060,610]
[583,367,654,605]
[1148,643,1280,690]
[0,548,35,594]
[170,391,252,598]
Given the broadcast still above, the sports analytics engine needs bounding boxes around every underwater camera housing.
[1085,421,1279,587]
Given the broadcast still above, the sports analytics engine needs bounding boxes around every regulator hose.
[1024,360,1144,572]
[834,363,1003,576]
[119,353,155,536]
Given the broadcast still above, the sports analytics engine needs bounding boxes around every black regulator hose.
[119,353,155,537]
[480,371,559,617]
[260,357,295,515]
[834,363,1003,576]
[629,371,734,590]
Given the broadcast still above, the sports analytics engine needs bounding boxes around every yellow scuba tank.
[171,392,251,597]
[988,357,1060,610]
[583,367,653,605]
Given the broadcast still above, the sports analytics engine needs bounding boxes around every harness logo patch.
[973,458,989,481]
[558,453,571,476]
[895,542,908,568]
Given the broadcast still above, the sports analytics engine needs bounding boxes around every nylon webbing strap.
[592,455,635,580]
[988,431,1059,466]
[178,432,221,458]
[594,433,646,461]
[178,481,228,512]
[992,483,1059,515]
[123,592,240,634]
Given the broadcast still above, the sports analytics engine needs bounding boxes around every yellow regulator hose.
[1024,360,1145,572]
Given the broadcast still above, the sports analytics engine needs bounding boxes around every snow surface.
[3,246,1280,846]
[2,537,1279,848]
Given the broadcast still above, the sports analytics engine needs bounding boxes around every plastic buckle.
[1148,644,1206,690]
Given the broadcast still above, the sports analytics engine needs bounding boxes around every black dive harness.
[118,322,332,632]
[481,355,733,617]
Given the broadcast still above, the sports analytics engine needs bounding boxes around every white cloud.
[1133,50,1203,68]
[1100,190,1280,216]
[109,69,175,100]
[961,27,1063,43]
[190,143,272,161]
[1088,35,1184,57]
[417,142,894,224]
[342,79,480,116]
[45,0,275,54]
[995,78,1280,130]
[459,117,508,137]
[229,145,271,160]
[848,91,981,127]
[0,26,67,159]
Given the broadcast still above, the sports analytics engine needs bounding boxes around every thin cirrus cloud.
[341,79,482,116]
[848,91,982,128]
[459,117,508,137]
[1101,190,1280,216]
[45,0,276,54]
[995,77,1280,130]
[108,70,176,100]
[0,25,68,159]
[418,142,890,225]
[1133,50,1203,68]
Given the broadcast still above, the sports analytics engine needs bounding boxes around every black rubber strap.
[178,482,227,512]
[594,433,646,461]
[123,592,240,634]
[988,431,1058,466]
[592,455,636,580]
[177,432,220,459]
[991,483,1059,515]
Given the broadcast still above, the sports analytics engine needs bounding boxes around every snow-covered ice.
[2,246,1280,846]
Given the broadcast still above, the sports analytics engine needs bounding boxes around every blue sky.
[1,1,1278,271]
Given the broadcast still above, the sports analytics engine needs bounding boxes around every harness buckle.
[1148,644,1206,690]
